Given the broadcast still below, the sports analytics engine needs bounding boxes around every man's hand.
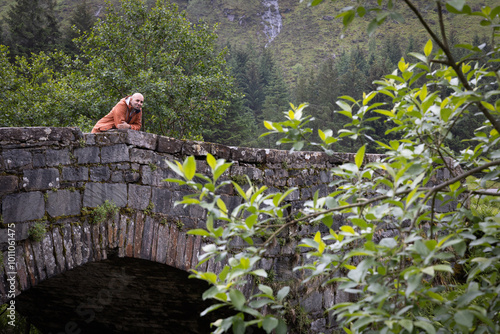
[117,121,131,129]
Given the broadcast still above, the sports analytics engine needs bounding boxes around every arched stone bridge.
[0,127,457,333]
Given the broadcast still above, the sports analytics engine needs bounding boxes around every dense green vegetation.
[0,0,236,139]
[0,0,492,151]
[166,0,500,333]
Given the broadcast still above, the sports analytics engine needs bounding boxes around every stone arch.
[2,212,206,305]
[14,256,230,333]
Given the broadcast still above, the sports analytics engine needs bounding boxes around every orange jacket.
[91,97,142,133]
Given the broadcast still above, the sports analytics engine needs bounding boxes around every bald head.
[130,93,144,110]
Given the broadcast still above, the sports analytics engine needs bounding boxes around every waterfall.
[261,0,282,47]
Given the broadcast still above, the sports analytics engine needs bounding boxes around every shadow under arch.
[14,253,233,334]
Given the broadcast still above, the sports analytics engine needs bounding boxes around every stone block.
[0,175,18,196]
[101,144,129,163]
[2,192,45,223]
[141,166,172,187]
[46,149,71,166]
[0,127,82,146]
[157,136,183,154]
[210,142,231,160]
[33,153,46,167]
[151,188,173,214]
[182,140,211,156]
[41,232,57,277]
[74,146,100,164]
[231,147,266,163]
[62,166,88,182]
[300,291,323,313]
[90,166,111,181]
[52,228,66,273]
[47,190,82,217]
[140,216,154,260]
[128,184,151,210]
[125,130,157,150]
[82,133,96,145]
[62,225,75,270]
[111,171,124,183]
[3,149,32,169]
[155,223,169,263]
[94,131,127,145]
[130,148,154,164]
[22,168,59,190]
[83,183,127,208]
[123,170,140,183]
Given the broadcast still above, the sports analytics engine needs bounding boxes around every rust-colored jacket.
[91,97,142,133]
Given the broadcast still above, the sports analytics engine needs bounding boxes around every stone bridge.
[0,127,457,333]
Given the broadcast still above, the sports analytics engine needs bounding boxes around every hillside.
[0,0,495,83]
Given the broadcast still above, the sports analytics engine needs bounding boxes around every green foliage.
[28,222,47,242]
[5,0,61,59]
[77,0,235,138]
[1,0,237,140]
[165,1,500,333]
[90,200,119,225]
[62,0,96,56]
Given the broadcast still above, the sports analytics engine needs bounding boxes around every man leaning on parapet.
[91,93,144,133]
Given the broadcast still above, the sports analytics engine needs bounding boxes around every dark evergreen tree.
[312,58,342,142]
[382,34,402,66]
[261,63,290,147]
[5,0,61,59]
[243,59,265,123]
[203,44,260,147]
[63,0,96,56]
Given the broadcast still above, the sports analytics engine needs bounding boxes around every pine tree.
[202,44,259,147]
[243,59,265,123]
[64,0,96,56]
[5,0,61,59]
[261,63,290,148]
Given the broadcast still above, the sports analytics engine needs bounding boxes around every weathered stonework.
[0,127,461,333]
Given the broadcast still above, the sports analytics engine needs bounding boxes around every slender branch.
[437,2,449,55]
[472,190,500,196]
[402,0,500,134]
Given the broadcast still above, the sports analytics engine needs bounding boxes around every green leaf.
[207,153,216,170]
[277,286,290,302]
[355,144,366,169]
[259,284,274,297]
[440,107,452,122]
[414,320,436,334]
[187,229,211,237]
[406,273,422,296]
[340,225,356,235]
[447,0,466,11]
[183,156,196,181]
[399,319,413,332]
[336,100,352,112]
[229,289,246,310]
[252,269,268,278]
[217,197,228,215]
[424,39,433,57]
[454,310,474,327]
[263,317,279,332]
[200,303,226,316]
[276,319,287,334]
[232,316,245,334]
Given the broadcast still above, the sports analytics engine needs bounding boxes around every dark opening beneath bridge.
[14,255,235,333]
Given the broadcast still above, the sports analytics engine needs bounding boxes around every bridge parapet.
[0,127,458,332]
